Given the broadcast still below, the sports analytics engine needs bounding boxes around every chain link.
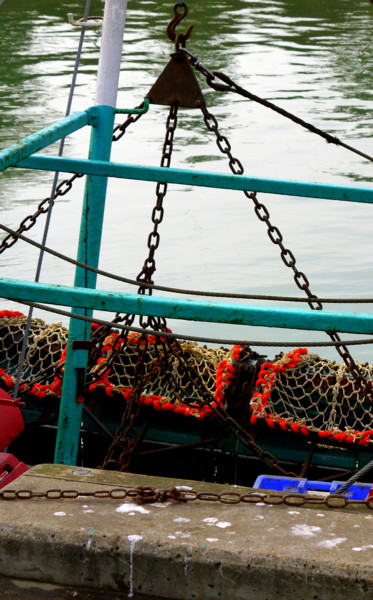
[1,106,146,254]
[88,103,179,382]
[6,66,372,477]
[99,103,179,471]
[185,56,373,163]
[135,103,178,296]
[0,174,85,254]
[161,335,298,477]
[0,102,152,473]
[112,104,146,142]
[101,333,150,471]
[198,101,373,403]
[1,485,372,509]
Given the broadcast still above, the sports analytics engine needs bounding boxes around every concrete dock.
[0,464,372,599]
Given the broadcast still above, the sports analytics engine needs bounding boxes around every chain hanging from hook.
[98,1,312,477]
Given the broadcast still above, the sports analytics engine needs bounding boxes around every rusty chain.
[0,106,146,255]
[1,485,373,509]
[112,103,146,142]
[99,94,314,477]
[213,406,298,477]
[198,101,373,403]
[4,29,371,481]
[165,337,299,477]
[0,173,85,254]
[101,332,150,471]
[100,103,179,472]
[183,49,373,163]
[135,102,178,298]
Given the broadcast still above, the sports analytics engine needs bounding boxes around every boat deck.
[0,464,372,599]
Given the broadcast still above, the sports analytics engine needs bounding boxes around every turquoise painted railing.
[0,104,372,465]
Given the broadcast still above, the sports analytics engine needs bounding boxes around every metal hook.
[167,2,193,48]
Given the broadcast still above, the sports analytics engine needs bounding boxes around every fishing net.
[87,328,244,418]
[2,311,373,443]
[0,311,243,418]
[250,348,373,446]
[0,311,67,397]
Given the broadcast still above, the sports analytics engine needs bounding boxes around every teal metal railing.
[0,104,372,465]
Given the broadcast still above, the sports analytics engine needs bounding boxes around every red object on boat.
[0,388,25,451]
[0,453,28,488]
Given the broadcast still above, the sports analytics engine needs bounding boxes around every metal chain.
[214,405,299,477]
[1,0,92,255]
[166,338,299,477]
[0,106,146,255]
[92,102,179,375]
[0,174,85,254]
[112,104,146,142]
[0,101,150,470]
[101,333,150,471]
[99,103,179,470]
[182,49,373,163]
[198,101,373,403]
[1,485,372,509]
[135,102,178,297]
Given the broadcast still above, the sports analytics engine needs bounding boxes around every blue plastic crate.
[253,474,372,500]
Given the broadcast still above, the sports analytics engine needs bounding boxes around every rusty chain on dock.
[1,485,373,510]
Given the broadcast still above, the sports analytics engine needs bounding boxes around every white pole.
[95,0,128,107]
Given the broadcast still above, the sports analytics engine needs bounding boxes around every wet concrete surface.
[0,464,372,599]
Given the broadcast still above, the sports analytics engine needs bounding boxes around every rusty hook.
[167,2,193,48]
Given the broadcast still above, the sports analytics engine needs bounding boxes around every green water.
[0,0,372,361]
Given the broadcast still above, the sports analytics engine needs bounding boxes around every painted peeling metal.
[0,111,90,171]
[1,277,373,336]
[18,153,373,204]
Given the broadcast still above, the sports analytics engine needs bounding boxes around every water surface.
[0,0,372,361]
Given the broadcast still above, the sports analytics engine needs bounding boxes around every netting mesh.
[0,311,241,418]
[0,311,67,396]
[88,329,242,418]
[2,311,373,443]
[250,348,373,446]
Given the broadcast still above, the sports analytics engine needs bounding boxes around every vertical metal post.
[54,0,128,465]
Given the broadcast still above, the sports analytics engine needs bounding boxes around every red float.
[0,388,25,451]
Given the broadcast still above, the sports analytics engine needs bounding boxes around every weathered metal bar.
[54,106,116,466]
[54,0,129,467]
[0,111,90,172]
[115,98,149,114]
[1,278,373,335]
[17,154,373,203]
